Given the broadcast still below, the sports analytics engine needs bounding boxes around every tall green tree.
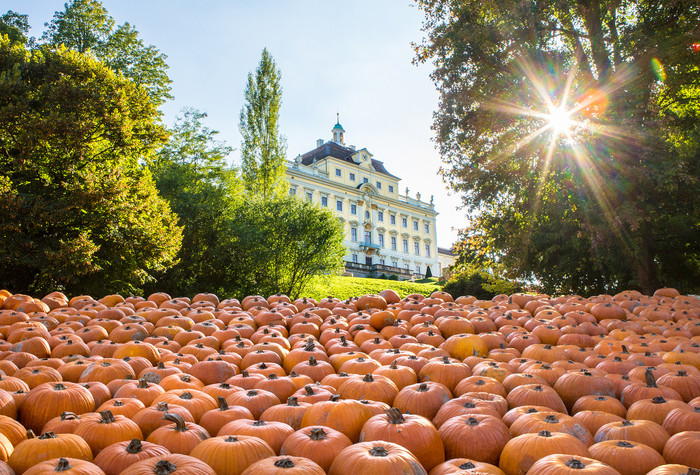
[239,48,288,199]
[0,37,182,295]
[41,0,171,105]
[415,0,700,295]
[148,109,244,296]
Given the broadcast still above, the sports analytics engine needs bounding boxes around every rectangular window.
[403,239,408,253]
[289,188,296,196]
[390,214,396,225]
[335,168,342,177]
[349,173,356,181]
[378,211,384,222]
[391,237,397,250]
[363,177,369,183]
[378,234,384,248]
[336,200,343,212]
[414,242,420,255]
[425,244,431,257]
[306,192,313,202]
[416,264,421,274]
[352,254,358,263]
[321,196,328,207]
[413,220,419,231]
[364,231,371,243]
[392,259,398,267]
[402,217,407,228]
[388,185,394,193]
[365,211,370,219]
[376,181,382,189]
[351,228,357,242]
[350,204,357,215]
[424,223,429,234]
[380,259,385,265]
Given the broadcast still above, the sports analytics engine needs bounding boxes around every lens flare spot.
[651,58,666,82]
[580,88,608,117]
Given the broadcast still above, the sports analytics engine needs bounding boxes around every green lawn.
[301,275,442,301]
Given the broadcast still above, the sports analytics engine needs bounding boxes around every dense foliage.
[41,0,172,105]
[0,37,182,295]
[415,0,700,295]
[239,48,288,199]
[229,196,347,299]
[147,109,242,296]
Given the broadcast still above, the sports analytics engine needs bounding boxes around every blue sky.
[19,0,464,248]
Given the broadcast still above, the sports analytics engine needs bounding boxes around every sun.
[547,106,574,136]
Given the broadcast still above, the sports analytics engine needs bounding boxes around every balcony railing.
[358,241,381,250]
[344,261,424,279]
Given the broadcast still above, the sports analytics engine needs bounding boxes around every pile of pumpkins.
[0,287,698,474]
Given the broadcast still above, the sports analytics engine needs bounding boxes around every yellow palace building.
[286,119,441,279]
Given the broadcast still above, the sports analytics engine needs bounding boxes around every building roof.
[300,141,399,179]
[438,247,456,256]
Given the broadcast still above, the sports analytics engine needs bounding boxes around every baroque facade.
[286,120,440,279]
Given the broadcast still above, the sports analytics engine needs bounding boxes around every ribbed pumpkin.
[20,382,94,434]
[438,413,510,466]
[119,453,216,475]
[93,439,171,475]
[527,454,621,475]
[74,410,144,455]
[499,430,591,475]
[328,441,427,475]
[189,435,275,475]
[146,413,210,455]
[9,432,94,474]
[23,457,106,475]
[280,426,352,473]
[241,456,325,475]
[360,408,444,471]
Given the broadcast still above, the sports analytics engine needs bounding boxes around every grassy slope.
[301,275,442,301]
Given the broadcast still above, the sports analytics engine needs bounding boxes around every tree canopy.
[416,0,700,294]
[41,0,172,105]
[0,36,181,295]
[239,48,288,199]
[148,109,243,296]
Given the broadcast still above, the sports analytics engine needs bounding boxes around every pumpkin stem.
[386,407,405,424]
[687,469,700,475]
[273,458,295,468]
[267,374,278,380]
[247,390,258,397]
[330,394,340,402]
[224,436,238,442]
[617,441,634,447]
[303,385,315,396]
[99,410,116,424]
[369,446,389,457]
[544,415,559,423]
[163,413,187,432]
[60,412,78,420]
[645,368,658,388]
[459,462,476,469]
[154,460,178,475]
[417,383,429,392]
[538,430,552,437]
[309,428,327,440]
[180,392,193,400]
[621,420,633,426]
[138,378,150,388]
[126,439,143,454]
[53,383,67,391]
[465,417,479,426]
[252,420,266,427]
[241,370,250,377]
[217,396,229,411]
[55,458,72,472]
[565,459,586,469]
[308,356,318,366]
[157,402,169,412]
[287,397,299,406]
